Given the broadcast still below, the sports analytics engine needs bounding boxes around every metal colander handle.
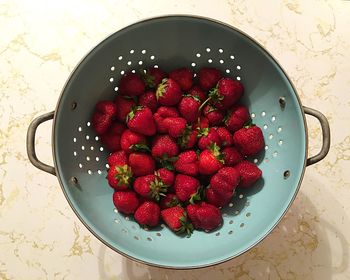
[26,111,56,176]
[304,107,331,166]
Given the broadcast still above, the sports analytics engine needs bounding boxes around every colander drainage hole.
[240,223,245,228]
[230,55,235,60]
[73,137,76,142]
[238,194,244,199]
[150,55,155,60]
[284,170,290,179]
[253,158,258,163]
[228,230,233,235]
[147,237,152,241]
[219,48,224,53]
[134,236,140,240]
[229,203,233,207]
[208,59,213,63]
[191,62,196,67]
[225,69,230,74]
[71,102,77,110]
[236,65,241,70]
[277,126,282,133]
[87,170,92,175]
[246,212,251,217]
[110,66,115,71]
[220,59,224,64]
[73,151,77,156]
[196,53,201,57]
[114,86,119,92]
[86,121,91,127]
[237,76,241,81]
[261,111,266,117]
[251,113,256,118]
[156,233,161,237]
[118,56,123,60]
[95,136,99,141]
[206,47,211,52]
[78,126,82,132]
[271,115,276,122]
[109,78,114,83]
[141,49,146,54]
[120,70,125,75]
[278,140,283,146]
[229,220,234,224]
[97,170,102,175]
[215,232,220,236]
[129,49,134,54]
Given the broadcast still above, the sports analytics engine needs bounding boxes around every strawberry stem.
[198,96,211,112]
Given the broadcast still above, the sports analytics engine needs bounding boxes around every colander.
[26,16,330,269]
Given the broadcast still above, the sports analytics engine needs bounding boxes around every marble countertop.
[1,0,350,279]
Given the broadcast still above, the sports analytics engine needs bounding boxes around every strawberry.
[194,116,209,130]
[197,127,222,150]
[156,78,182,106]
[235,160,262,188]
[174,150,199,176]
[92,101,117,135]
[198,143,224,175]
[225,105,250,133]
[203,105,224,126]
[205,188,232,209]
[120,129,148,154]
[216,127,233,147]
[128,153,155,177]
[115,95,136,123]
[133,174,167,201]
[156,168,175,187]
[138,91,158,112]
[160,194,180,209]
[174,174,201,203]
[163,117,187,138]
[95,100,118,116]
[188,86,206,102]
[107,164,133,190]
[178,126,198,150]
[186,202,222,231]
[113,191,139,214]
[142,67,166,88]
[222,146,243,166]
[107,150,128,167]
[153,106,180,133]
[178,95,201,123]
[119,72,145,96]
[126,106,156,136]
[198,67,222,91]
[100,122,125,151]
[233,125,264,156]
[134,201,160,227]
[151,135,179,159]
[169,67,193,91]
[208,78,244,109]
[208,167,240,207]
[161,206,193,235]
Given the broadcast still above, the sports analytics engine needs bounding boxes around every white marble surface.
[1,0,350,279]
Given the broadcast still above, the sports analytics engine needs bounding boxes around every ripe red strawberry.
[209,167,240,199]
[186,202,222,231]
[155,168,175,187]
[205,188,232,208]
[129,153,155,177]
[235,160,262,188]
[222,146,243,166]
[133,175,167,201]
[119,72,145,96]
[107,164,133,190]
[169,67,193,91]
[198,127,222,150]
[120,129,148,154]
[153,106,180,133]
[209,78,244,109]
[142,67,166,88]
[203,105,224,126]
[160,194,180,209]
[188,86,206,102]
[107,150,128,167]
[174,150,199,176]
[113,191,139,214]
[198,67,222,91]
[163,117,187,138]
[100,122,125,151]
[198,143,224,175]
[174,174,201,203]
[126,106,156,136]
[156,78,182,106]
[92,101,117,135]
[96,100,118,116]
[178,126,198,150]
[138,91,158,112]
[134,201,160,227]
[233,125,264,156]
[178,95,201,123]
[115,95,136,123]
[151,135,179,159]
[161,206,193,235]
[216,127,233,147]
[194,116,209,130]
[225,105,250,133]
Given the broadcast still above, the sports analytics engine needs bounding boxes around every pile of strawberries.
[91,66,264,235]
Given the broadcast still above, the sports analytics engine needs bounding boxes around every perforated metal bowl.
[26,16,330,269]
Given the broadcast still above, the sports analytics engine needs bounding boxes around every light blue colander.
[27,16,330,269]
